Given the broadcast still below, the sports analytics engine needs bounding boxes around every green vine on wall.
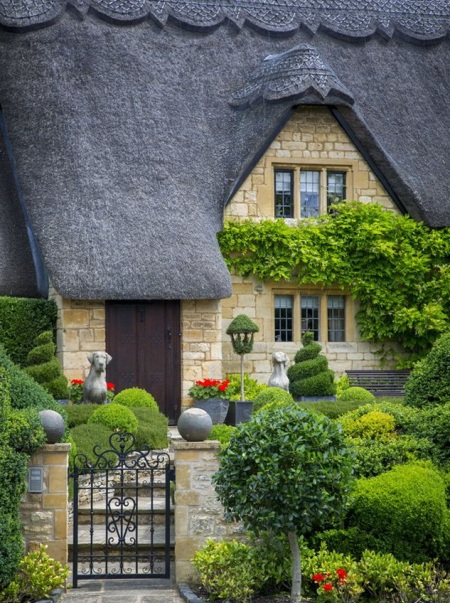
[218,202,450,364]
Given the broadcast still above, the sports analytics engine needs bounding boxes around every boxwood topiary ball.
[39,409,65,444]
[177,408,212,442]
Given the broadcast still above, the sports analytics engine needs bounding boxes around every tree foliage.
[213,405,354,601]
[218,202,450,360]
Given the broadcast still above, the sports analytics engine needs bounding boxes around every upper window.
[274,167,347,218]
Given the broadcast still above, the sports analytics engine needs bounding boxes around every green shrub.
[130,407,168,450]
[297,398,371,419]
[404,332,450,408]
[252,387,294,414]
[288,332,336,398]
[193,539,262,602]
[4,409,46,455]
[65,404,98,428]
[0,297,57,367]
[405,402,450,465]
[0,345,67,424]
[346,463,447,563]
[210,424,236,447]
[340,410,395,439]
[338,400,418,433]
[0,544,69,603]
[113,388,158,411]
[348,435,435,478]
[225,374,267,401]
[70,423,115,468]
[23,331,68,400]
[0,443,27,589]
[315,526,384,560]
[88,404,138,434]
[339,386,375,404]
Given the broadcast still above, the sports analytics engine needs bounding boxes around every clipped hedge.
[252,387,294,414]
[404,332,450,408]
[130,407,168,450]
[88,404,138,434]
[24,331,68,400]
[0,297,57,367]
[113,388,158,411]
[346,463,447,563]
[339,386,375,404]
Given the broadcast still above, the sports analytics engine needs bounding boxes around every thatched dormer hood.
[0,1,449,298]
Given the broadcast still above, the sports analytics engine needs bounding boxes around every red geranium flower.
[312,573,325,583]
[323,583,333,592]
[336,568,347,582]
[107,382,115,390]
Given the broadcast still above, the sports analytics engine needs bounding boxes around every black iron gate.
[71,432,174,587]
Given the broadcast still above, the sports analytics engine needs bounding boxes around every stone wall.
[20,443,70,565]
[173,440,244,583]
[49,287,105,381]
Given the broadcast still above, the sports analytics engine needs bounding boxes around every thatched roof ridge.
[0,1,448,298]
[1,0,449,43]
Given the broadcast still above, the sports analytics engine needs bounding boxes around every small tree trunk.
[288,531,302,603]
[240,354,245,401]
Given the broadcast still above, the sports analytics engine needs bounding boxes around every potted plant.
[188,378,231,424]
[225,314,259,425]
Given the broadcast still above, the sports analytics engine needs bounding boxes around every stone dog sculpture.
[83,351,112,404]
[268,351,290,392]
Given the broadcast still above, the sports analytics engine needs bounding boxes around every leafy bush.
[23,331,68,400]
[70,423,115,468]
[339,386,375,404]
[130,407,168,450]
[405,332,450,408]
[113,388,158,411]
[297,398,373,419]
[0,544,69,603]
[193,539,262,603]
[252,387,293,414]
[405,402,450,465]
[88,404,138,434]
[288,332,336,398]
[4,409,46,454]
[0,297,57,367]
[339,400,418,432]
[225,374,267,401]
[340,410,395,439]
[210,424,236,447]
[0,344,67,424]
[346,463,447,563]
[213,405,354,600]
[348,434,435,478]
[65,404,99,428]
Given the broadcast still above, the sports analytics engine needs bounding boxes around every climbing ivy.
[218,202,450,363]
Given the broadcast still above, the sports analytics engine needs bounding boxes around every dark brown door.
[105,300,181,424]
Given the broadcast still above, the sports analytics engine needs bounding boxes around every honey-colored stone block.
[43,494,67,509]
[48,466,69,493]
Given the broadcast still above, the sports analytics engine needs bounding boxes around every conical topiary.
[24,331,69,400]
[287,332,336,398]
[226,314,259,401]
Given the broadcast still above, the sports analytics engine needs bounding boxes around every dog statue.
[83,351,112,404]
[268,351,290,392]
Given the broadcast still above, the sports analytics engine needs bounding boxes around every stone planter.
[193,398,229,424]
[225,400,253,426]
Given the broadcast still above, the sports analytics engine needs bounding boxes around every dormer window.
[274,167,347,218]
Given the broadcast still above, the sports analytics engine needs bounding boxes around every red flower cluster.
[107,382,115,391]
[70,378,84,385]
[195,378,230,390]
[312,568,348,593]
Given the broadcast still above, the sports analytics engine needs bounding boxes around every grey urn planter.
[225,400,253,426]
[193,398,229,424]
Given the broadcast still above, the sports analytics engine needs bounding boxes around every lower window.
[274,293,346,342]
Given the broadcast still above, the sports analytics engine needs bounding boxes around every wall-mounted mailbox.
[28,467,44,493]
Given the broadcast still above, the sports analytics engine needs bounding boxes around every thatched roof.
[0,1,448,299]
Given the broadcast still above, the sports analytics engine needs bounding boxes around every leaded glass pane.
[301,295,319,341]
[327,171,346,210]
[300,170,320,218]
[327,295,346,342]
[274,295,293,342]
[275,170,294,218]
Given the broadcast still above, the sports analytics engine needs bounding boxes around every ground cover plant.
[213,405,354,602]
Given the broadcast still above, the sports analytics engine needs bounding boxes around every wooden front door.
[105,301,181,424]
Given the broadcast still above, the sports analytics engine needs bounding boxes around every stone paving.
[60,580,186,603]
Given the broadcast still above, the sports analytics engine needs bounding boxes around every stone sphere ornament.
[177,408,212,442]
[39,409,65,444]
